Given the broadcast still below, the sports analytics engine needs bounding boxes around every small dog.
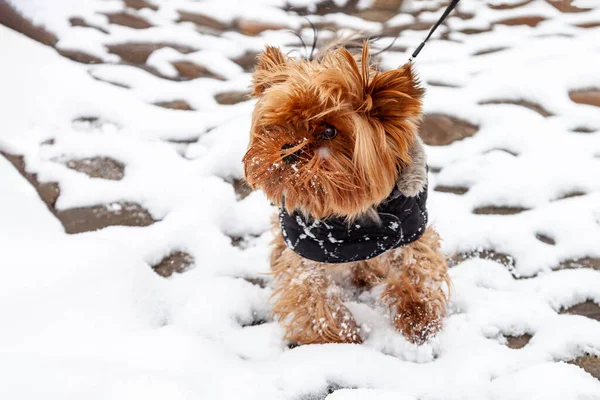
[243,42,451,345]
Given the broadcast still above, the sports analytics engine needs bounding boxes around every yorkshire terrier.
[242,43,451,345]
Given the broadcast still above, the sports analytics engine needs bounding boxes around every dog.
[242,42,451,345]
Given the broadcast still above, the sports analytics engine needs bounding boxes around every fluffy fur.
[243,42,451,344]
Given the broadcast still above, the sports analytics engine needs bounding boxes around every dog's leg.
[270,229,362,344]
[350,261,387,289]
[377,226,451,344]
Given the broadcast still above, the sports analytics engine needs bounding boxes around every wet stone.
[427,80,461,88]
[105,12,152,29]
[569,355,600,380]
[506,334,532,349]
[91,75,130,89]
[558,257,600,271]
[459,27,494,35]
[233,51,259,72]
[572,126,596,133]
[0,0,58,46]
[450,249,515,268]
[57,202,155,234]
[419,114,478,146]
[473,47,508,56]
[484,148,519,157]
[236,19,288,36]
[496,16,546,27]
[547,0,591,13]
[240,311,268,327]
[57,49,103,64]
[124,0,158,11]
[535,233,556,245]
[214,91,250,105]
[1,152,60,210]
[556,191,587,200]
[69,17,109,34]
[152,251,194,277]
[232,178,253,200]
[300,383,348,400]
[154,100,194,110]
[107,43,194,64]
[479,99,553,117]
[65,157,125,180]
[489,0,534,10]
[562,301,600,321]
[243,276,269,289]
[434,185,469,195]
[172,61,223,80]
[473,206,529,215]
[178,11,231,30]
[569,89,600,108]
[576,21,600,29]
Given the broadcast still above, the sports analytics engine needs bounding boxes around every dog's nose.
[281,143,299,164]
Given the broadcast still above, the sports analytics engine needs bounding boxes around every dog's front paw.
[391,298,443,345]
[382,283,446,345]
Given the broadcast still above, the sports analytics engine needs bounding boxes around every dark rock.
[214,91,250,105]
[558,258,600,271]
[496,16,546,27]
[472,47,508,56]
[178,11,231,30]
[535,233,556,245]
[57,202,155,234]
[233,51,259,72]
[152,251,194,277]
[570,89,600,108]
[0,0,58,46]
[107,43,194,64]
[473,206,529,215]
[489,0,534,10]
[232,178,253,200]
[104,12,153,29]
[1,152,60,211]
[569,355,600,380]
[172,61,224,80]
[562,301,600,321]
[546,0,591,13]
[124,0,158,11]
[65,157,125,180]
[419,114,478,146]
[154,100,194,110]
[69,17,109,34]
[506,334,532,349]
[57,49,103,64]
[450,249,515,268]
[479,99,553,117]
[434,185,469,195]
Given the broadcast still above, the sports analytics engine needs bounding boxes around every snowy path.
[1,0,600,398]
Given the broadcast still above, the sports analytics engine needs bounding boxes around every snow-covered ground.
[1,0,600,398]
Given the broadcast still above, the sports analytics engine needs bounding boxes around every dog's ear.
[252,46,288,97]
[366,63,425,121]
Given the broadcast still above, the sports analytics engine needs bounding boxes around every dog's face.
[243,44,424,220]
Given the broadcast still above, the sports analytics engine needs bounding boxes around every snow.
[1,0,600,399]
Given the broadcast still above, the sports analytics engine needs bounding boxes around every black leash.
[409,0,460,62]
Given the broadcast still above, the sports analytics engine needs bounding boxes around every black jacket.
[279,184,428,264]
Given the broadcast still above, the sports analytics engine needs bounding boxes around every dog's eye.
[319,124,338,140]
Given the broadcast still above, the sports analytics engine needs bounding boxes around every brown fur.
[243,42,451,345]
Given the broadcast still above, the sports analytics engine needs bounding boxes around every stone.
[419,114,479,146]
[570,89,600,108]
[57,202,155,234]
[105,12,152,29]
[65,157,125,180]
[152,251,194,277]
